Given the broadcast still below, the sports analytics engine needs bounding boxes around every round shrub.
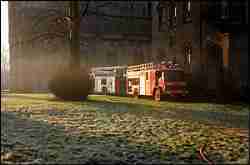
[49,67,90,101]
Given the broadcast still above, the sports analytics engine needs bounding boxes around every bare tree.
[9,1,152,72]
[69,1,81,69]
[9,1,151,49]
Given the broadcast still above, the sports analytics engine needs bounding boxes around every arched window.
[184,43,192,72]
[183,0,192,23]
[142,4,146,16]
[172,2,177,27]
[147,2,152,16]
[157,3,163,31]
[166,1,177,28]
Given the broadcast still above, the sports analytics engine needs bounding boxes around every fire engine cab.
[127,61,188,101]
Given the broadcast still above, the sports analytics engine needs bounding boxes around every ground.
[1,93,249,164]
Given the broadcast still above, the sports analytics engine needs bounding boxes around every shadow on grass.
[0,93,224,104]
[86,99,249,129]
[138,95,249,107]
[4,92,249,107]
[1,111,226,164]
[2,93,249,128]
[2,93,56,101]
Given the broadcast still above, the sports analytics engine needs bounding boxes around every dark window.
[158,3,169,31]
[130,2,134,16]
[230,2,245,23]
[142,5,146,16]
[162,6,167,24]
[183,0,192,23]
[157,4,163,31]
[158,2,176,31]
[167,5,171,26]
[213,1,243,23]
[147,2,152,16]
[172,3,177,27]
[101,79,107,85]
[184,44,192,72]
[165,1,177,28]
[214,1,222,19]
[221,1,229,19]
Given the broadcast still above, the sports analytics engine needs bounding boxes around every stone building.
[9,1,152,92]
[152,0,248,98]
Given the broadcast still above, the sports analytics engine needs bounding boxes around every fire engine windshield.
[165,70,184,81]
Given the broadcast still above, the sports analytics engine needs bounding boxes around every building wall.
[9,1,152,92]
[152,0,248,97]
[152,1,207,93]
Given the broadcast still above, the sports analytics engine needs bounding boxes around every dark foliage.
[49,67,90,101]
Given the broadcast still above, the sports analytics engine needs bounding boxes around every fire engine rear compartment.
[90,66,127,96]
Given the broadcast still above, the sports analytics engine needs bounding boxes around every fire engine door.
[140,72,145,95]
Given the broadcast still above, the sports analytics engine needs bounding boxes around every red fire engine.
[127,61,188,101]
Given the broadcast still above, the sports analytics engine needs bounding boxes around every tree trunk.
[69,1,81,69]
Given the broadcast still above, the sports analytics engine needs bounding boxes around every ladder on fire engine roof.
[91,65,127,72]
[127,62,154,72]
[127,61,183,72]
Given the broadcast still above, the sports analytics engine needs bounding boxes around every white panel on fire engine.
[107,77,115,94]
[139,72,145,95]
[96,78,102,93]
[94,76,115,94]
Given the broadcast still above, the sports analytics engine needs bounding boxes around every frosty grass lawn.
[1,93,249,164]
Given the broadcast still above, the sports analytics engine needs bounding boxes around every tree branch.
[80,0,90,21]
[87,9,152,21]
[11,1,153,50]
[32,9,64,30]
[95,2,114,8]
[9,32,66,49]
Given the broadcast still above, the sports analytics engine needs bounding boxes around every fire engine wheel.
[154,88,161,101]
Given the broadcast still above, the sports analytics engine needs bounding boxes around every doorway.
[206,43,223,95]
